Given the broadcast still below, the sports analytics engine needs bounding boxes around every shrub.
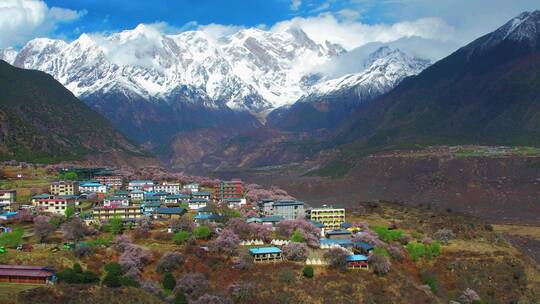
[324,247,349,269]
[423,275,438,293]
[170,216,195,233]
[369,253,391,275]
[282,242,309,261]
[371,226,404,242]
[174,291,188,304]
[173,231,191,245]
[193,226,212,240]
[109,217,124,235]
[113,235,132,252]
[119,276,140,287]
[163,272,176,291]
[277,220,320,247]
[433,228,455,245]
[229,282,254,303]
[119,244,152,271]
[373,247,389,257]
[102,273,121,288]
[104,262,123,276]
[192,294,228,304]
[156,252,184,273]
[65,207,75,220]
[73,263,82,274]
[80,271,100,283]
[303,266,314,278]
[57,264,99,284]
[0,227,23,247]
[61,217,88,242]
[290,229,305,242]
[278,268,297,284]
[48,215,65,228]
[233,249,253,270]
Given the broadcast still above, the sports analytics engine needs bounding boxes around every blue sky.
[0,0,539,51]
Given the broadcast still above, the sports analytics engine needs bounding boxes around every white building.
[129,190,145,201]
[0,190,16,210]
[225,198,247,209]
[79,182,107,194]
[188,198,208,210]
[32,196,77,216]
[154,182,180,194]
[183,183,200,193]
[128,180,155,191]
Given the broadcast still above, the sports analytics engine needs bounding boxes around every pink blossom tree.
[282,242,309,261]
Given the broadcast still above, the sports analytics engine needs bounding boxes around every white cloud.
[197,23,246,41]
[271,12,455,50]
[291,0,302,11]
[0,0,85,48]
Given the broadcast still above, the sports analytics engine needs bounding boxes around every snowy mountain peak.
[305,47,430,102]
[472,10,540,52]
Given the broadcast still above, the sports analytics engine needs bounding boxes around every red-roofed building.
[0,265,56,284]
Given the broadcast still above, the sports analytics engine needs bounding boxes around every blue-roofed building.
[155,207,186,219]
[165,194,190,205]
[346,254,369,269]
[320,238,354,249]
[0,211,18,221]
[192,191,211,200]
[79,182,107,194]
[249,247,283,263]
[354,241,374,254]
[194,206,222,224]
[325,229,352,239]
[245,216,284,228]
[141,201,162,215]
[188,198,208,210]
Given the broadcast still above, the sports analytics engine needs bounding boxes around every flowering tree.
[352,229,385,247]
[156,252,184,273]
[174,273,209,300]
[277,219,321,247]
[369,253,391,275]
[387,245,405,262]
[208,229,240,256]
[459,288,481,304]
[192,294,228,304]
[119,243,152,271]
[170,216,195,232]
[282,242,309,261]
[33,215,55,243]
[324,247,349,269]
[113,234,132,252]
[433,228,455,245]
[61,217,88,242]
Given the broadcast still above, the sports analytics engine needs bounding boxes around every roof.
[273,200,304,207]
[249,247,281,255]
[354,241,374,251]
[130,190,144,194]
[194,214,222,220]
[0,265,55,278]
[341,222,353,229]
[105,196,128,201]
[246,217,262,223]
[225,198,242,202]
[156,207,186,215]
[346,254,368,262]
[115,191,129,195]
[193,191,211,196]
[166,194,190,199]
[197,206,213,213]
[320,238,354,247]
[80,183,103,187]
[129,180,154,184]
[260,216,284,223]
[143,202,161,207]
[190,198,209,203]
[326,229,352,235]
[32,193,51,199]
[309,220,324,228]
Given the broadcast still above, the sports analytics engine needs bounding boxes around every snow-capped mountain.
[467,10,540,54]
[304,47,430,102]
[0,25,344,112]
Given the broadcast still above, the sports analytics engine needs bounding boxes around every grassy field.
[0,282,42,303]
[493,224,540,239]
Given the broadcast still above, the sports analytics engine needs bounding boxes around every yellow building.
[92,206,142,222]
[50,181,79,196]
[308,206,346,230]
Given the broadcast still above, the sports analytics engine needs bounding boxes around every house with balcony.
[346,254,369,270]
[249,247,283,263]
[50,181,79,196]
[183,183,199,193]
[32,195,77,216]
[0,190,16,210]
[188,198,209,210]
[103,196,130,208]
[79,182,107,194]
[154,207,186,220]
[224,198,247,209]
[129,190,145,201]
[192,191,211,201]
[92,206,142,222]
[307,206,346,230]
[128,180,154,191]
[154,182,180,195]
[165,194,190,205]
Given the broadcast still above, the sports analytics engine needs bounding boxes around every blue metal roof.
[193,191,211,196]
[326,229,352,235]
[80,183,102,187]
[32,193,51,199]
[249,247,281,255]
[260,216,284,223]
[354,241,374,251]
[346,254,368,262]
[273,200,304,206]
[320,238,354,246]
[156,207,186,215]
[309,220,324,228]
[190,198,209,203]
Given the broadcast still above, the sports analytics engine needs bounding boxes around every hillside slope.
[0,60,151,164]
[336,11,540,154]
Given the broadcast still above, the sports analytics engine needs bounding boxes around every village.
[0,165,525,304]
